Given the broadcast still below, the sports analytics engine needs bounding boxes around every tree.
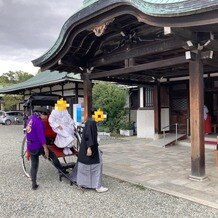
[0,71,33,84]
[93,82,128,132]
[0,76,8,85]
[16,71,34,83]
[0,71,34,110]
[3,95,23,111]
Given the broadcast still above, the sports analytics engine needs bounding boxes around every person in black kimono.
[70,119,108,193]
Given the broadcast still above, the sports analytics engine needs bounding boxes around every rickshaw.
[21,93,82,182]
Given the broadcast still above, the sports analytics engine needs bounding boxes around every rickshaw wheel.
[21,136,31,178]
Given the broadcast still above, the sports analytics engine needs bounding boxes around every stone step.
[147,133,186,147]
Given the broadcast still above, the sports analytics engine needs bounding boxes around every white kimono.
[49,109,75,148]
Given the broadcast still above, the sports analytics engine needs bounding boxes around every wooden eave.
[32,2,218,86]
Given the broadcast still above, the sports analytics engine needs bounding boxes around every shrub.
[93,82,128,133]
[97,124,110,133]
[119,120,132,130]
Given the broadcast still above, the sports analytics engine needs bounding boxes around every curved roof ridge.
[82,0,218,12]
[32,0,218,67]
[83,0,190,7]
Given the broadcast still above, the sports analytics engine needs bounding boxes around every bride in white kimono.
[49,108,75,155]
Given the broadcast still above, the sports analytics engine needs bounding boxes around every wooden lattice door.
[170,83,189,134]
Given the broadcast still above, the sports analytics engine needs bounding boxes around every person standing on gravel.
[26,107,66,190]
[70,118,108,193]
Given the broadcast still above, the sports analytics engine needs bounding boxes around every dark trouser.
[30,148,64,187]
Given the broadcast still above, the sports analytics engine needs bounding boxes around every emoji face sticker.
[55,98,69,111]
[92,108,107,122]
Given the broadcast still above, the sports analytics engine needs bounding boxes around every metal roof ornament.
[92,18,114,37]
[93,23,107,37]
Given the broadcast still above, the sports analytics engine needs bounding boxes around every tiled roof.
[82,0,218,16]
[0,71,81,94]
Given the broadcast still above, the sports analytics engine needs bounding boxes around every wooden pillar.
[83,73,92,121]
[61,84,64,96]
[74,82,79,104]
[153,83,161,134]
[125,58,135,121]
[189,52,206,181]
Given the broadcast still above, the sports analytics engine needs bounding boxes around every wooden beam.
[204,58,218,67]
[189,52,206,180]
[164,27,196,42]
[89,56,188,79]
[89,38,186,67]
[96,77,155,86]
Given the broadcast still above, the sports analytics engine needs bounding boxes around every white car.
[0,111,23,125]
[0,111,4,124]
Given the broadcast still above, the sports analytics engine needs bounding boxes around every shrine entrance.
[170,83,189,134]
[32,0,218,181]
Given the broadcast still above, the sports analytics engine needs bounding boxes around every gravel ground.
[1,125,218,218]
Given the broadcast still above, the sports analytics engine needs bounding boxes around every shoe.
[96,186,108,193]
[62,169,69,174]
[32,184,39,190]
[63,148,69,155]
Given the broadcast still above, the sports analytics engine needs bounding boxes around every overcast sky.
[0,0,84,75]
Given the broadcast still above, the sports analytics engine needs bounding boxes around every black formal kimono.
[77,119,100,165]
[70,119,103,189]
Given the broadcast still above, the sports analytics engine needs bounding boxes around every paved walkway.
[100,136,218,209]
